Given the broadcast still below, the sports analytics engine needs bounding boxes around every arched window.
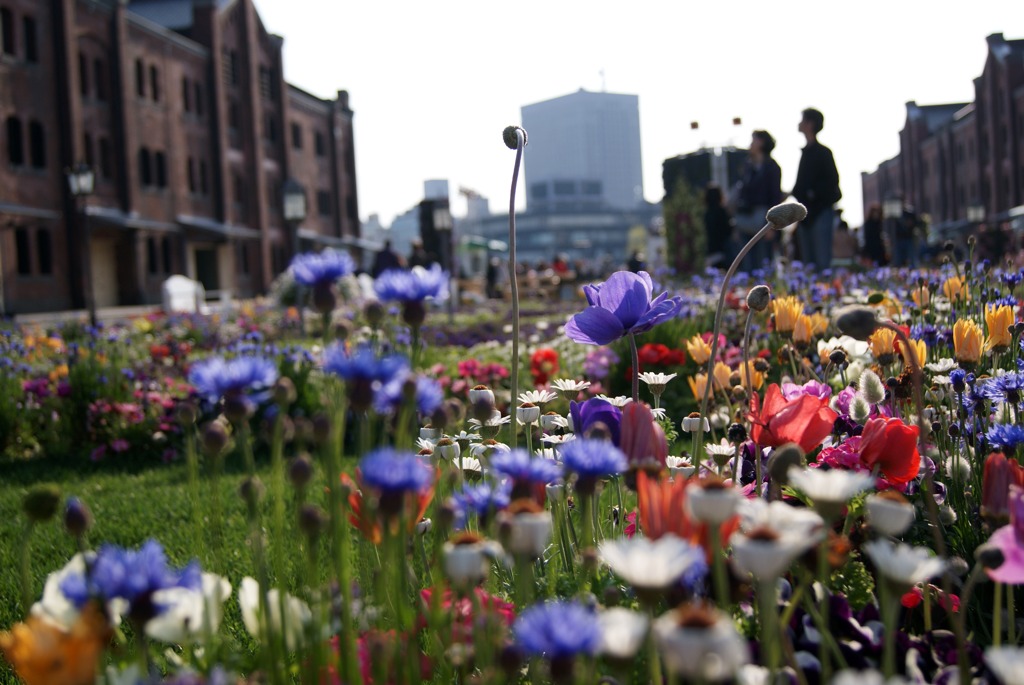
[28,120,45,168]
[139,147,152,186]
[1,7,15,56]
[23,16,37,63]
[6,116,23,165]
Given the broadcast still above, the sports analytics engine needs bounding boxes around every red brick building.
[862,34,1024,235]
[0,0,359,315]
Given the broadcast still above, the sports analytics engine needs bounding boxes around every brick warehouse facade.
[0,0,360,315]
[862,34,1024,235]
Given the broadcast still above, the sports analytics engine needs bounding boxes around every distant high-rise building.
[521,89,643,212]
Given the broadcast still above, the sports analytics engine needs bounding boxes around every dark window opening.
[187,157,196,193]
[228,101,240,132]
[291,122,302,150]
[94,59,106,101]
[1,8,15,56]
[314,131,326,157]
[194,82,204,116]
[98,137,112,179]
[553,180,575,196]
[161,236,172,274]
[346,195,357,223]
[135,59,145,97]
[530,182,548,200]
[83,133,94,168]
[154,151,166,187]
[199,160,208,194]
[264,112,277,143]
[149,65,160,102]
[28,120,44,168]
[147,236,158,275]
[237,242,249,274]
[317,190,332,217]
[139,147,152,186]
[78,52,89,96]
[259,65,273,100]
[22,16,36,62]
[37,229,51,275]
[233,172,244,204]
[182,77,191,112]
[15,228,30,275]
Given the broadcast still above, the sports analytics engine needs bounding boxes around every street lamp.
[966,204,985,223]
[433,205,455,323]
[66,162,96,327]
[883,197,903,221]
[282,178,307,261]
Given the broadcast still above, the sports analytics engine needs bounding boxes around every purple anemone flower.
[374,264,448,302]
[290,250,355,287]
[987,485,1024,584]
[569,398,622,445]
[564,271,683,345]
[514,600,600,659]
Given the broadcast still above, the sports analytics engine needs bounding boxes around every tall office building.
[521,89,643,212]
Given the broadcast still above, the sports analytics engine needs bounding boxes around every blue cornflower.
[514,600,600,659]
[985,424,1024,452]
[560,438,627,483]
[451,481,511,528]
[374,265,448,302]
[564,271,683,345]
[373,372,443,416]
[290,250,355,287]
[979,373,1024,405]
[490,449,564,486]
[60,539,201,615]
[323,344,408,383]
[949,368,967,393]
[188,355,279,405]
[358,447,434,494]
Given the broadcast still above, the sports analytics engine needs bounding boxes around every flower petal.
[632,296,683,334]
[565,307,626,345]
[596,272,651,330]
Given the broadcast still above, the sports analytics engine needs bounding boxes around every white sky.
[254,0,1024,227]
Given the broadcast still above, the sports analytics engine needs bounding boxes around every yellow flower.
[687,373,709,400]
[910,285,931,310]
[0,601,112,685]
[737,360,764,391]
[48,365,69,383]
[953,319,983,364]
[942,276,969,302]
[685,335,712,365]
[712,362,732,391]
[809,313,829,336]
[772,296,803,333]
[868,328,897,361]
[793,314,814,346]
[131,317,153,334]
[900,338,927,368]
[985,304,1015,351]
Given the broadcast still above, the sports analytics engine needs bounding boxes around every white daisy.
[597,394,633,407]
[863,539,946,587]
[651,407,667,421]
[516,403,541,425]
[415,437,436,453]
[448,430,481,443]
[705,441,736,459]
[666,455,695,479]
[687,480,742,525]
[518,389,559,405]
[654,605,749,681]
[599,534,705,591]
[787,467,875,505]
[468,412,511,428]
[550,378,591,400]
[541,433,574,446]
[986,646,1024,685]
[147,573,232,645]
[638,372,678,397]
[469,440,511,457]
[925,358,958,374]
[540,413,569,431]
[597,607,650,660]
[455,456,483,474]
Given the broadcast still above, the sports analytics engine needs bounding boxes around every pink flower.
[781,379,832,401]
[90,445,107,461]
[987,485,1024,585]
[623,511,637,538]
[111,439,130,453]
[817,436,867,470]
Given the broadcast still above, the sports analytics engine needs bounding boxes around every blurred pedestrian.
[371,240,403,277]
[892,206,919,267]
[862,203,887,265]
[627,251,646,273]
[734,130,783,271]
[705,184,733,268]
[792,108,842,271]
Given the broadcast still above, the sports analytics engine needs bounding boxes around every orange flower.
[771,296,803,333]
[0,601,111,685]
[712,362,732,391]
[899,338,927,368]
[341,472,436,545]
[737,360,763,391]
[685,335,712,365]
[953,319,983,364]
[635,471,739,560]
[792,314,814,346]
[687,373,709,400]
[868,327,897,361]
[910,285,931,309]
[942,276,969,302]
[985,304,1015,351]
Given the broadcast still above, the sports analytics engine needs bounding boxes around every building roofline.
[125,10,208,58]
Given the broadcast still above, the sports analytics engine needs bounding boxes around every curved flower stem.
[629,332,640,403]
[697,222,774,467]
[508,128,526,449]
[707,525,729,609]
[740,309,761,496]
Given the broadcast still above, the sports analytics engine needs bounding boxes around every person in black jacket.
[704,184,733,267]
[791,108,841,271]
[735,130,783,271]
[862,203,887,266]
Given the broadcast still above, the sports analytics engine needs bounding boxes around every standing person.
[704,184,733,268]
[371,240,403,277]
[861,204,887,266]
[892,205,919,267]
[792,108,842,271]
[408,240,430,268]
[627,251,646,273]
[735,130,783,271]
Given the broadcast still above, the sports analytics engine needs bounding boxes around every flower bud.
[312,412,332,446]
[201,421,230,456]
[834,305,880,341]
[333,319,352,342]
[175,401,198,427]
[298,504,327,538]
[273,377,297,406]
[977,543,1004,570]
[63,497,92,536]
[239,476,266,506]
[828,349,848,366]
[23,484,62,523]
[416,518,433,535]
[859,369,886,405]
[727,423,747,443]
[288,453,314,489]
[364,300,386,328]
[312,282,337,315]
[766,202,808,228]
[223,395,252,424]
[746,285,772,312]
[502,125,527,150]
[767,443,805,487]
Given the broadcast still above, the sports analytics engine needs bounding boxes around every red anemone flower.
[858,417,920,488]
[748,383,837,453]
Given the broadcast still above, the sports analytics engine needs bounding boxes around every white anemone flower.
[146,573,232,644]
[986,646,1024,685]
[654,605,749,681]
[787,467,875,505]
[31,553,128,630]
[925,358,958,374]
[518,389,558,405]
[599,534,705,591]
[687,481,741,525]
[239,577,312,652]
[597,607,650,660]
[731,499,824,580]
[863,540,946,587]
[818,336,870,363]
[865,493,916,536]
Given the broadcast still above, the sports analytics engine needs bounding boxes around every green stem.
[629,332,640,403]
[1009,586,1017,645]
[708,525,729,609]
[185,425,202,560]
[881,581,898,678]
[995,582,1004,647]
[507,128,525,451]
[646,608,663,685]
[19,521,34,616]
[758,579,780,674]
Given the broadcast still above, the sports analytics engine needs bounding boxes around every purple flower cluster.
[490,449,563,486]
[514,600,600,659]
[323,344,408,383]
[450,481,511,529]
[358,448,434,494]
[290,250,355,287]
[560,438,627,479]
[188,355,279,405]
[374,265,448,302]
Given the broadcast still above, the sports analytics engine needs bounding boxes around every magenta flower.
[565,271,682,345]
[987,485,1024,584]
[781,379,832,401]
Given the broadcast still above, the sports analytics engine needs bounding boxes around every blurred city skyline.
[255,0,1024,227]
